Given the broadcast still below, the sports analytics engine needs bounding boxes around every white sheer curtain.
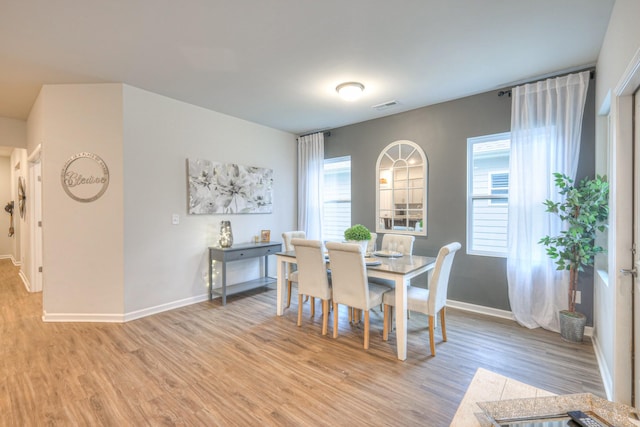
[507,71,590,332]
[297,132,324,240]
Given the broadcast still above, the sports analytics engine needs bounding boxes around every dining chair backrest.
[291,238,331,300]
[428,242,461,314]
[325,241,371,310]
[282,231,306,251]
[366,232,378,254]
[380,234,415,255]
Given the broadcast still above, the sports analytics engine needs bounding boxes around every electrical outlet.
[172,214,179,225]
[575,290,581,305]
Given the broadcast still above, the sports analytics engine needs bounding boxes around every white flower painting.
[188,158,273,214]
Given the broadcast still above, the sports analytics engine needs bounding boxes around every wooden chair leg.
[383,304,390,341]
[440,307,447,342]
[428,315,436,356]
[333,302,339,338]
[297,294,303,327]
[364,310,370,349]
[322,300,329,336]
[286,280,293,308]
[310,297,315,317]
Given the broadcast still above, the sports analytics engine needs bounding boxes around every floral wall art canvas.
[187,158,273,214]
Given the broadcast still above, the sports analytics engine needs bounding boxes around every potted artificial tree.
[539,173,609,342]
[344,224,372,254]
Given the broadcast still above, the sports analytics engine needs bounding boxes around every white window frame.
[467,132,510,257]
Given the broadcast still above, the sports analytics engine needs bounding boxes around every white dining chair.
[380,233,415,255]
[325,241,390,349]
[366,232,378,254]
[382,242,461,356]
[370,233,415,293]
[282,231,306,308]
[291,238,332,335]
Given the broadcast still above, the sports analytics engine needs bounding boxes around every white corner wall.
[122,85,296,316]
[27,82,297,321]
[35,84,125,320]
[594,0,640,403]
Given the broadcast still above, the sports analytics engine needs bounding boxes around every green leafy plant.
[539,173,609,313]
[344,224,371,241]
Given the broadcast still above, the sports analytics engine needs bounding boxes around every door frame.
[610,48,640,405]
[27,145,42,293]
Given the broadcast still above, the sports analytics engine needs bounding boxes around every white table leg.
[276,257,286,316]
[395,275,409,361]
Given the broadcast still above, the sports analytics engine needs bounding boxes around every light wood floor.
[0,259,605,426]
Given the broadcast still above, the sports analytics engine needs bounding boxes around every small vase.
[347,240,369,254]
[219,221,233,248]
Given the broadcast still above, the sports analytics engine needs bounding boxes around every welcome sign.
[60,152,110,202]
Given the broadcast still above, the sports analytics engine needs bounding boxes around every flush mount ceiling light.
[336,82,365,101]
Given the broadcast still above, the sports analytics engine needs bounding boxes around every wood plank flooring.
[0,259,605,426]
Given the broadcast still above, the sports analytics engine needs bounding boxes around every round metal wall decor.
[17,176,26,218]
[60,152,110,203]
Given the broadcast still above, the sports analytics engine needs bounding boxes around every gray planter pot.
[559,310,587,342]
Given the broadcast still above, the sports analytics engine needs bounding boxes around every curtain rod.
[297,130,331,138]
[498,68,595,98]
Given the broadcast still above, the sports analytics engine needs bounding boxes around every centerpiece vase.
[219,221,233,248]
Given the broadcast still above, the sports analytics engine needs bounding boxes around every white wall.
[0,117,27,262]
[9,148,27,267]
[122,85,297,315]
[27,82,297,320]
[34,84,126,319]
[594,0,640,403]
[0,117,27,149]
[596,0,640,108]
[0,156,11,256]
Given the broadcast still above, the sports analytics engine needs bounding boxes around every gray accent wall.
[325,82,596,323]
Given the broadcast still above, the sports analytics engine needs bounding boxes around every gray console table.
[208,241,282,305]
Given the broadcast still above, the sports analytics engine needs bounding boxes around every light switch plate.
[172,214,179,225]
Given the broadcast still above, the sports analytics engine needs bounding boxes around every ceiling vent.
[372,100,399,111]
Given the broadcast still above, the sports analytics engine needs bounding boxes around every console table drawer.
[222,246,276,261]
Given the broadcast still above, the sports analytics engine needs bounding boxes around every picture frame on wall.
[187,158,273,214]
[261,230,271,242]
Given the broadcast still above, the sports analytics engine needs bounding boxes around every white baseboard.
[591,333,614,400]
[447,299,594,338]
[42,293,210,323]
[0,254,21,266]
[123,293,210,322]
[447,299,515,321]
[43,311,126,323]
[18,269,32,293]
[1,255,32,292]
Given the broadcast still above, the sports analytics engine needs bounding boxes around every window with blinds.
[323,156,351,242]
[467,133,510,257]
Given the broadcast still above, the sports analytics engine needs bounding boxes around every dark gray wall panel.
[325,82,596,321]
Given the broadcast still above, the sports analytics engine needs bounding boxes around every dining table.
[275,249,437,361]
